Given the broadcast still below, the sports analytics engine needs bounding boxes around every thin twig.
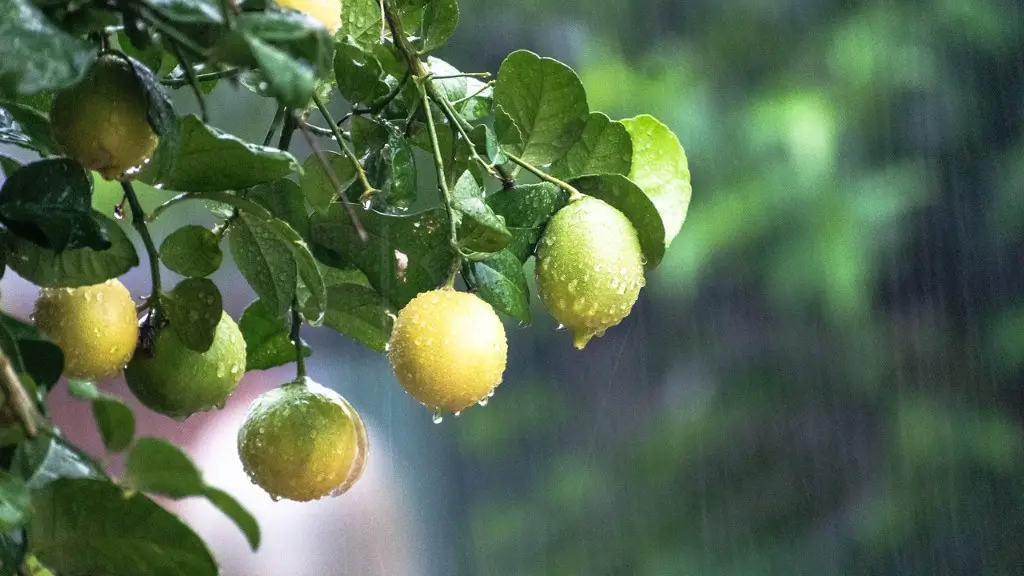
[166,42,208,122]
[263,104,286,146]
[0,352,41,437]
[504,151,582,198]
[290,299,306,379]
[136,5,211,60]
[431,72,491,80]
[161,67,239,88]
[295,119,369,241]
[122,181,164,313]
[418,81,459,248]
[310,93,378,204]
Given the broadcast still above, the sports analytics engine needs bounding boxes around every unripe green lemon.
[535,196,646,349]
[387,289,507,415]
[124,311,246,419]
[50,54,159,180]
[276,0,341,32]
[33,279,139,380]
[238,378,368,502]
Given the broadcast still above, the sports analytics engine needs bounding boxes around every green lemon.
[33,279,139,380]
[124,311,246,419]
[535,196,646,349]
[238,379,368,502]
[387,289,507,415]
[50,54,159,180]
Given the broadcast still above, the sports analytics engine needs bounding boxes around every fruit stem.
[290,298,306,379]
[429,90,505,184]
[416,79,459,250]
[0,351,42,437]
[263,104,286,146]
[504,152,583,199]
[122,181,163,314]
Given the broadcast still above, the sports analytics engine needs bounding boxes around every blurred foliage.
[439,0,1024,574]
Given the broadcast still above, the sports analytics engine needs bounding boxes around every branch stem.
[161,67,239,88]
[310,93,377,201]
[418,81,458,247]
[504,152,582,198]
[0,352,41,437]
[122,181,163,312]
[290,300,306,379]
[166,41,208,122]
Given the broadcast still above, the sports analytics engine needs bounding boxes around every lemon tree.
[0,0,691,572]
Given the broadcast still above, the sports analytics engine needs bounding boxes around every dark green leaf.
[338,0,383,50]
[493,50,589,165]
[124,56,179,179]
[142,114,300,192]
[549,112,632,179]
[621,114,692,247]
[247,178,309,238]
[124,438,203,498]
[299,151,356,213]
[159,225,222,278]
[5,212,139,288]
[469,124,505,165]
[383,121,416,209]
[0,0,97,97]
[12,433,101,490]
[67,380,135,453]
[0,530,25,576]
[463,249,529,323]
[147,0,223,25]
[350,115,388,158]
[427,57,492,122]
[0,472,29,532]
[320,284,394,352]
[29,478,217,576]
[265,218,325,324]
[0,156,21,178]
[310,205,456,308]
[333,40,388,106]
[201,487,260,550]
[243,35,316,110]
[161,278,223,352]
[571,174,666,269]
[451,171,511,255]
[229,211,304,316]
[0,101,56,155]
[419,0,459,52]
[239,298,310,371]
[0,159,108,252]
[0,315,63,392]
[486,182,569,261]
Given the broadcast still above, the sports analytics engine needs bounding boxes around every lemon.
[387,289,507,414]
[33,279,138,380]
[535,196,646,349]
[238,379,367,502]
[124,311,246,419]
[276,0,341,33]
[50,54,159,180]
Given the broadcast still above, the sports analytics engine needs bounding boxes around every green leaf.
[0,530,25,576]
[29,478,217,576]
[300,151,356,213]
[486,183,569,261]
[0,472,29,532]
[200,487,260,550]
[549,112,632,179]
[309,205,456,308]
[265,218,325,324]
[350,115,388,158]
[337,0,383,51]
[244,35,316,110]
[0,101,56,155]
[571,174,666,269]
[66,380,134,453]
[230,211,298,316]
[142,114,300,192]
[333,40,388,106]
[451,171,511,256]
[0,315,63,392]
[0,159,108,252]
[159,225,222,278]
[469,124,505,165]
[239,298,311,371]
[383,121,416,209]
[463,249,530,323]
[427,57,492,122]
[147,0,223,25]
[124,56,179,179]
[320,284,394,352]
[418,0,459,52]
[161,278,223,352]
[12,433,101,490]
[124,438,202,498]
[5,212,139,288]
[621,114,692,246]
[0,0,97,97]
[493,50,589,165]
[248,178,310,238]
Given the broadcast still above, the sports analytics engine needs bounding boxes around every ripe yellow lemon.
[535,196,646,349]
[238,379,368,502]
[123,311,246,419]
[50,55,159,180]
[387,289,507,414]
[33,279,138,380]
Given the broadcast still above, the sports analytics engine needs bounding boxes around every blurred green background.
[6,0,1024,573]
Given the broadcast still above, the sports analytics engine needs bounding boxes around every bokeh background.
[3,0,1024,574]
